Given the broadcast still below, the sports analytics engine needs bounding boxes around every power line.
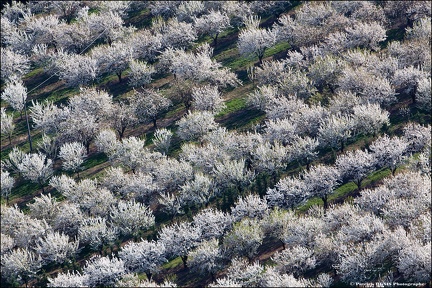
[27,28,107,95]
[78,28,107,55]
[27,73,58,95]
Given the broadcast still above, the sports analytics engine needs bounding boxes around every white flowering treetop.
[17,152,53,192]
[109,199,155,237]
[1,77,27,115]
[177,110,218,142]
[238,16,276,65]
[369,134,408,175]
[119,239,167,280]
[158,221,201,268]
[58,141,87,175]
[303,164,340,212]
[194,10,230,46]
[335,149,375,189]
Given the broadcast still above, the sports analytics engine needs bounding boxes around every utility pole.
[23,93,33,152]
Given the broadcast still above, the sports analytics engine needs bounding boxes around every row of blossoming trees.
[1,1,431,287]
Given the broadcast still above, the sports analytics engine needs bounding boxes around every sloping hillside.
[1,1,431,287]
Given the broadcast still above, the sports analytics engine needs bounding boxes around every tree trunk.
[322,195,328,215]
[291,45,300,53]
[356,179,362,191]
[85,142,90,155]
[117,72,122,83]
[272,171,277,183]
[119,126,127,141]
[340,140,344,153]
[246,158,252,170]
[406,16,414,28]
[213,33,219,47]
[181,255,188,268]
[9,134,11,145]
[306,161,311,171]
[411,85,417,104]
[258,55,263,66]
[24,106,33,152]
[247,256,254,264]
[153,118,157,129]
[40,182,45,194]
[184,99,192,111]
[146,272,152,281]
[392,167,397,176]
[280,239,286,250]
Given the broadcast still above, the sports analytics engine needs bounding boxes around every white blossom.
[0,107,15,144]
[266,176,307,209]
[54,52,98,87]
[1,77,27,112]
[188,239,223,277]
[317,113,354,151]
[48,271,86,288]
[335,149,375,189]
[152,128,173,155]
[213,158,254,190]
[90,41,133,82]
[58,141,87,173]
[156,17,197,50]
[83,255,126,287]
[223,218,263,262]
[1,169,14,203]
[193,207,233,240]
[352,102,390,136]
[52,201,83,237]
[179,172,214,207]
[272,245,316,276]
[17,152,53,189]
[110,199,155,237]
[119,240,167,280]
[1,248,41,285]
[34,231,79,264]
[416,76,431,111]
[29,100,64,135]
[132,88,172,128]
[252,140,289,174]
[177,110,218,142]
[191,85,226,114]
[238,16,276,64]
[128,59,155,88]
[158,221,201,267]
[231,194,269,222]
[225,257,265,287]
[78,216,118,251]
[0,233,14,255]
[95,129,119,155]
[27,193,59,223]
[1,47,30,81]
[369,134,408,175]
[194,10,230,45]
